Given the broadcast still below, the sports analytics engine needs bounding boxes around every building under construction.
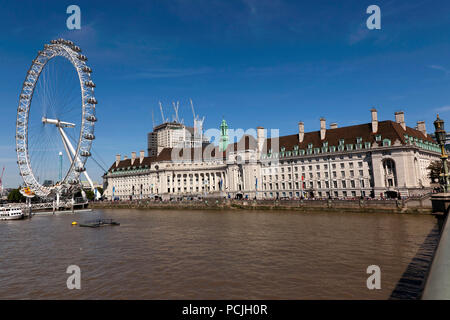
[147,100,209,157]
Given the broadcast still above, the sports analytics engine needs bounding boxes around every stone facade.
[104,110,441,200]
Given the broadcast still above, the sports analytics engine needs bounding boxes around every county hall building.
[103,109,441,200]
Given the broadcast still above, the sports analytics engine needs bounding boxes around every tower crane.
[0,166,5,195]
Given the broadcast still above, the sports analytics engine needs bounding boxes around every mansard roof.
[108,156,157,172]
[262,120,434,152]
[108,120,437,172]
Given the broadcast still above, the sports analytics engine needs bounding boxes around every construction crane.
[151,109,156,129]
[159,101,167,123]
[190,99,205,140]
[172,101,180,123]
[0,166,5,195]
[190,98,196,120]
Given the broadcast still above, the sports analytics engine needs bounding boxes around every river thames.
[0,209,438,299]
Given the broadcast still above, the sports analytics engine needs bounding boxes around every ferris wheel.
[15,39,97,199]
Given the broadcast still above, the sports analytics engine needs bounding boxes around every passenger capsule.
[87,97,98,104]
[81,150,91,157]
[77,54,87,61]
[82,66,92,73]
[84,81,96,88]
[86,115,97,122]
[84,133,95,140]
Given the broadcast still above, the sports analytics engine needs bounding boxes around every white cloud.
[429,65,450,75]
[435,106,450,112]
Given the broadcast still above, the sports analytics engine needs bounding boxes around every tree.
[85,190,95,201]
[428,160,443,184]
[7,188,26,203]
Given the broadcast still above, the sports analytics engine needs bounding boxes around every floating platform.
[79,219,120,228]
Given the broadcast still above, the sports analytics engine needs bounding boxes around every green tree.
[85,190,95,201]
[428,160,443,184]
[7,188,26,203]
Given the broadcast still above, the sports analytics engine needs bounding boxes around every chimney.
[417,121,427,136]
[298,122,304,143]
[131,152,136,165]
[256,126,265,152]
[124,155,128,160]
[320,118,326,140]
[395,111,406,131]
[115,154,121,167]
[330,123,338,129]
[371,108,378,133]
[139,150,145,164]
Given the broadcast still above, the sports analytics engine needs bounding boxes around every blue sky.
[1,0,450,187]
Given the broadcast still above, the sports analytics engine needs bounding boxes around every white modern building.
[104,110,441,200]
[147,121,209,157]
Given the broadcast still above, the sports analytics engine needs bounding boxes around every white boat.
[0,206,24,220]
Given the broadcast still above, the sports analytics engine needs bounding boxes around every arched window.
[382,159,397,188]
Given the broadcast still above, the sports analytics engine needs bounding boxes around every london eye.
[15,39,97,199]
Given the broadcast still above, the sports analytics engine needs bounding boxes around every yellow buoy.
[71,221,77,226]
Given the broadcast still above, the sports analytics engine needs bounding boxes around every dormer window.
[339,139,345,146]
[356,137,362,144]
[323,141,328,147]
[375,135,382,142]
[383,139,391,147]
[293,145,299,151]
[308,143,313,149]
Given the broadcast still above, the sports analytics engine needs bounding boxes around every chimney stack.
[115,154,121,167]
[124,155,128,160]
[256,126,265,152]
[330,123,338,129]
[371,109,378,133]
[131,152,136,165]
[417,121,427,136]
[320,118,326,140]
[298,122,304,143]
[395,111,406,131]
[140,150,145,163]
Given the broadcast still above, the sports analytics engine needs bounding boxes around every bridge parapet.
[422,193,450,299]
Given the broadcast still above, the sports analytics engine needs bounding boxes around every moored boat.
[0,206,24,220]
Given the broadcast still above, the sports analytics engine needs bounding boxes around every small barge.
[79,219,120,228]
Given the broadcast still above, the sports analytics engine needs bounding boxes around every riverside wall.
[90,197,433,214]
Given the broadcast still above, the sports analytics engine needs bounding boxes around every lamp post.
[434,114,450,193]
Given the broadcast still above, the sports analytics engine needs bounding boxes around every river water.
[0,209,438,299]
